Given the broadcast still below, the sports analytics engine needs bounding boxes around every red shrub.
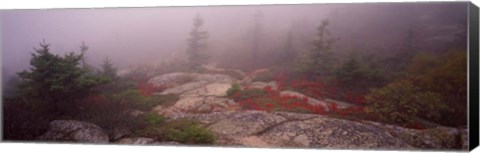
[328,103,338,113]
[136,82,166,97]
[344,91,366,105]
[263,86,273,93]
[286,78,330,99]
[406,121,426,130]
[274,73,288,91]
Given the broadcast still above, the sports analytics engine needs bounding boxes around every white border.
[0,0,476,9]
[0,0,478,153]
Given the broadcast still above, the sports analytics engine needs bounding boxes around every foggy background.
[1,2,468,82]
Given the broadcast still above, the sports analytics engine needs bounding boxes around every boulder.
[206,111,287,137]
[226,69,246,80]
[201,65,246,80]
[364,121,468,150]
[157,73,237,96]
[249,81,278,90]
[193,73,237,83]
[152,105,164,112]
[241,69,271,85]
[37,120,109,143]
[258,117,412,149]
[165,111,238,125]
[172,96,237,113]
[155,73,239,114]
[180,83,233,97]
[160,81,210,95]
[385,126,464,149]
[112,126,132,140]
[148,72,197,88]
[279,90,330,110]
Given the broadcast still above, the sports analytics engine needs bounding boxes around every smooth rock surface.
[37,120,109,143]
[279,90,331,110]
[148,72,197,88]
[249,81,279,90]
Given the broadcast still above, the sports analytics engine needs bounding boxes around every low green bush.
[132,117,215,144]
[132,112,166,138]
[163,119,215,144]
[233,88,267,101]
[364,80,448,125]
[134,125,163,138]
[112,90,179,111]
[143,112,166,126]
[137,94,179,111]
[226,83,241,97]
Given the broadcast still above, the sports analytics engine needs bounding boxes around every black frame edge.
[469,1,479,151]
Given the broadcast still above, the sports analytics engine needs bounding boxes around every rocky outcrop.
[180,82,233,98]
[258,117,411,149]
[172,97,237,113]
[160,81,210,95]
[364,121,468,150]
[167,110,466,150]
[249,81,278,90]
[202,64,246,79]
[145,70,467,150]
[112,126,132,141]
[207,111,286,137]
[241,69,271,85]
[155,73,237,96]
[324,99,357,108]
[279,90,331,110]
[37,120,109,143]
[279,91,357,110]
[148,72,197,88]
[151,73,240,115]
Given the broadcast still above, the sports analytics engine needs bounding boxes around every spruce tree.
[279,30,296,64]
[17,40,103,114]
[297,20,335,78]
[186,14,209,69]
[101,56,118,81]
[251,11,263,67]
[79,41,89,68]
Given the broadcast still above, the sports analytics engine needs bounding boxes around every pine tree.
[101,56,118,81]
[335,51,382,92]
[17,40,104,114]
[397,28,418,70]
[251,11,263,67]
[79,41,89,68]
[385,28,418,74]
[279,30,297,64]
[297,20,335,78]
[186,14,209,69]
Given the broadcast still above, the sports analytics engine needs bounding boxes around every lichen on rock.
[37,120,109,143]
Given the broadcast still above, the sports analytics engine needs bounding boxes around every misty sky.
[1,2,468,79]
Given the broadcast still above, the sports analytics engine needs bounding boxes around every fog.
[1,2,468,80]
